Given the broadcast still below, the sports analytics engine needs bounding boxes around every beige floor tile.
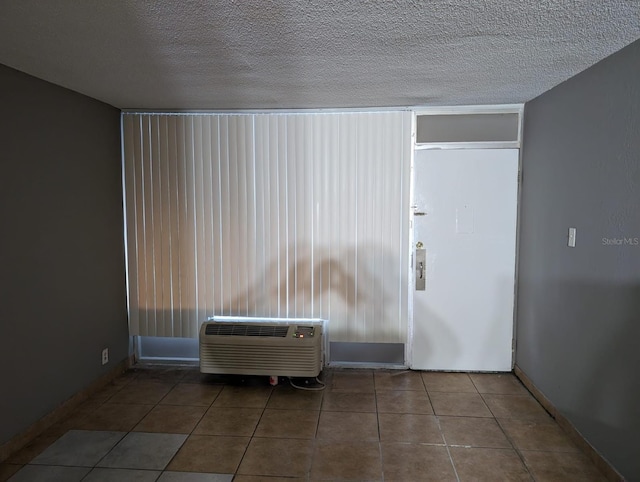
[329,370,375,392]
[212,386,273,408]
[108,381,175,405]
[193,407,263,436]
[422,372,478,393]
[374,370,426,391]
[439,416,512,448]
[254,409,319,439]
[378,413,443,444]
[133,404,207,433]
[321,390,376,412]
[316,411,379,441]
[499,418,579,452]
[520,450,607,481]
[483,394,551,421]
[470,373,528,395]
[166,434,249,474]
[381,443,457,481]
[450,447,532,481]
[237,437,314,478]
[266,386,323,410]
[180,370,227,384]
[430,392,493,417]
[376,389,433,414]
[310,440,382,480]
[159,383,222,406]
[75,403,154,431]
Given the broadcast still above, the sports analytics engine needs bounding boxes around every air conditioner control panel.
[294,326,315,338]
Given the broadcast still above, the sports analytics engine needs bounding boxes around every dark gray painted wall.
[0,65,129,446]
[517,40,640,480]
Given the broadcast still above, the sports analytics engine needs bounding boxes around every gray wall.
[0,65,129,446]
[517,40,640,480]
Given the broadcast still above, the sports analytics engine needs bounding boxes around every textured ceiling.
[1,1,639,110]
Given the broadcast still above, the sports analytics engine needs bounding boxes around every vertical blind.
[122,112,411,342]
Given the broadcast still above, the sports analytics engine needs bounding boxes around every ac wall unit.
[199,318,323,377]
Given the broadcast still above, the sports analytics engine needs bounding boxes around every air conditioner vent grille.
[204,323,289,338]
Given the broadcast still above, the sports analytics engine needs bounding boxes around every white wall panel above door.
[122,111,411,342]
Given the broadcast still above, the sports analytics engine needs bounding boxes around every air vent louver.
[205,323,288,337]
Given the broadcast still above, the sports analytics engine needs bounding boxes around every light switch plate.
[568,227,576,247]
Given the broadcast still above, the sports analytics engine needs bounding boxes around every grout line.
[230,384,275,475]
[434,415,461,482]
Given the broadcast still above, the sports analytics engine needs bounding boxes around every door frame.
[406,104,524,370]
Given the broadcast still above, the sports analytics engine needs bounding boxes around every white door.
[411,148,518,371]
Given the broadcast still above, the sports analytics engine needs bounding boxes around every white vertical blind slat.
[193,116,207,332]
[166,116,180,335]
[139,115,153,335]
[201,116,214,321]
[123,111,410,343]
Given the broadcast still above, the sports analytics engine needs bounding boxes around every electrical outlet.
[101,348,109,365]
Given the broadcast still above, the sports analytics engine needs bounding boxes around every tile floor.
[0,367,608,481]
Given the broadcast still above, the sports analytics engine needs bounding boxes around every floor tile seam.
[432,411,494,419]
[495,419,536,479]
[320,409,377,414]
[262,406,322,412]
[233,389,275,475]
[418,370,429,393]
[155,380,209,408]
[313,397,322,440]
[26,461,100,469]
[178,397,213,438]
[477,391,503,419]
[373,389,381,442]
[377,440,385,482]
[157,401,216,408]
[374,388,428,393]
[91,430,141,470]
[494,416,561,426]
[380,441,449,448]
[440,424,531,481]
[24,448,164,472]
[516,448,596,455]
[446,443,513,449]
[239,435,317,477]
[451,445,536,481]
[424,389,479,395]
[496,417,583,454]
[433,413,517,451]
[87,466,163,473]
[468,373,482,394]
[26,458,226,474]
[433,415,461,482]
[478,391,555,423]
[296,436,318,478]
[377,410,435,415]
